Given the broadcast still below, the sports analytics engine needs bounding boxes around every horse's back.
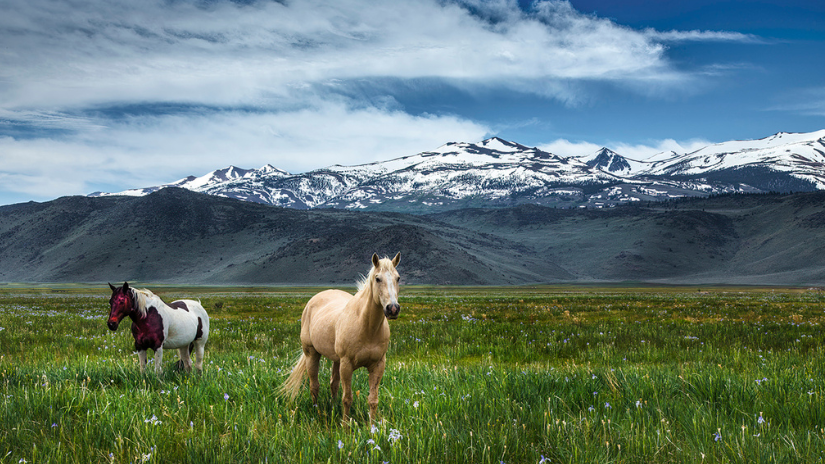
[303,290,351,318]
[178,299,208,318]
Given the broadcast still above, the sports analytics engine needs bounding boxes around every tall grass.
[0,287,823,462]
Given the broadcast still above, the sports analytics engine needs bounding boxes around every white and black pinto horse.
[107,282,209,374]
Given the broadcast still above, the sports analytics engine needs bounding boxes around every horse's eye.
[376,277,382,282]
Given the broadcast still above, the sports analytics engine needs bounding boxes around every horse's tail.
[279,352,307,400]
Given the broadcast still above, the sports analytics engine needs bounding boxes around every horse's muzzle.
[107,319,119,331]
[385,304,401,320]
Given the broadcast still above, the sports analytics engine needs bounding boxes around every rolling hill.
[3,188,825,285]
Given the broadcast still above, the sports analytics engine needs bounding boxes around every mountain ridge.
[89,130,825,212]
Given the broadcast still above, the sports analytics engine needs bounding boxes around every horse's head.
[107,282,134,331]
[370,252,401,320]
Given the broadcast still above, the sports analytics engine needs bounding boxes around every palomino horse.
[107,282,209,374]
[281,253,401,424]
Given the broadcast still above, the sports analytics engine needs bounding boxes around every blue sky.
[1,0,823,205]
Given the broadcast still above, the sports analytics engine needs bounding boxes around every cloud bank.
[539,137,712,160]
[0,0,697,110]
[0,104,490,199]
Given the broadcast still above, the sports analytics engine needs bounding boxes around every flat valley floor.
[0,285,823,463]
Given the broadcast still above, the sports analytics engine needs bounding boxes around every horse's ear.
[123,281,130,291]
[372,253,380,268]
[109,282,116,292]
[392,252,400,267]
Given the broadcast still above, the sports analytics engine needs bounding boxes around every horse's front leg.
[339,358,354,424]
[367,356,386,425]
[153,347,164,375]
[138,350,148,373]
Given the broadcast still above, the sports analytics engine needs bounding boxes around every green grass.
[0,286,824,463]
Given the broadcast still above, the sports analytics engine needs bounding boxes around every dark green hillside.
[428,193,825,284]
[427,204,742,281]
[0,188,570,285]
[2,189,825,285]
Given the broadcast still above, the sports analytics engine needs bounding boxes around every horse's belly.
[163,314,200,349]
[307,319,339,361]
[162,331,196,349]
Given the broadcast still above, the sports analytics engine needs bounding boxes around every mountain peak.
[259,164,290,176]
[583,147,632,173]
[208,166,252,181]
[479,137,525,152]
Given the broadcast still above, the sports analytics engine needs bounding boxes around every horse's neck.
[353,286,385,335]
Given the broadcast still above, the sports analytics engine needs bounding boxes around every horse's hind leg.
[193,341,206,372]
[330,361,341,398]
[178,347,192,372]
[305,348,322,404]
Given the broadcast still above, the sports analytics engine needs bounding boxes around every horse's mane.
[355,269,372,293]
[130,287,157,316]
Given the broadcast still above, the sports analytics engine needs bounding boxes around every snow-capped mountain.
[642,130,825,191]
[91,130,825,211]
[322,138,629,210]
[98,164,289,199]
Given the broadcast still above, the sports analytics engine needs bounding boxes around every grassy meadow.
[0,284,823,463]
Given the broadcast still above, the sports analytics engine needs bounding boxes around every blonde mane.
[130,288,156,316]
[355,266,377,293]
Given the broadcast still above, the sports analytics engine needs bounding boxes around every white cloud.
[0,0,706,110]
[0,103,490,200]
[538,138,603,157]
[645,29,762,43]
[538,137,712,160]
